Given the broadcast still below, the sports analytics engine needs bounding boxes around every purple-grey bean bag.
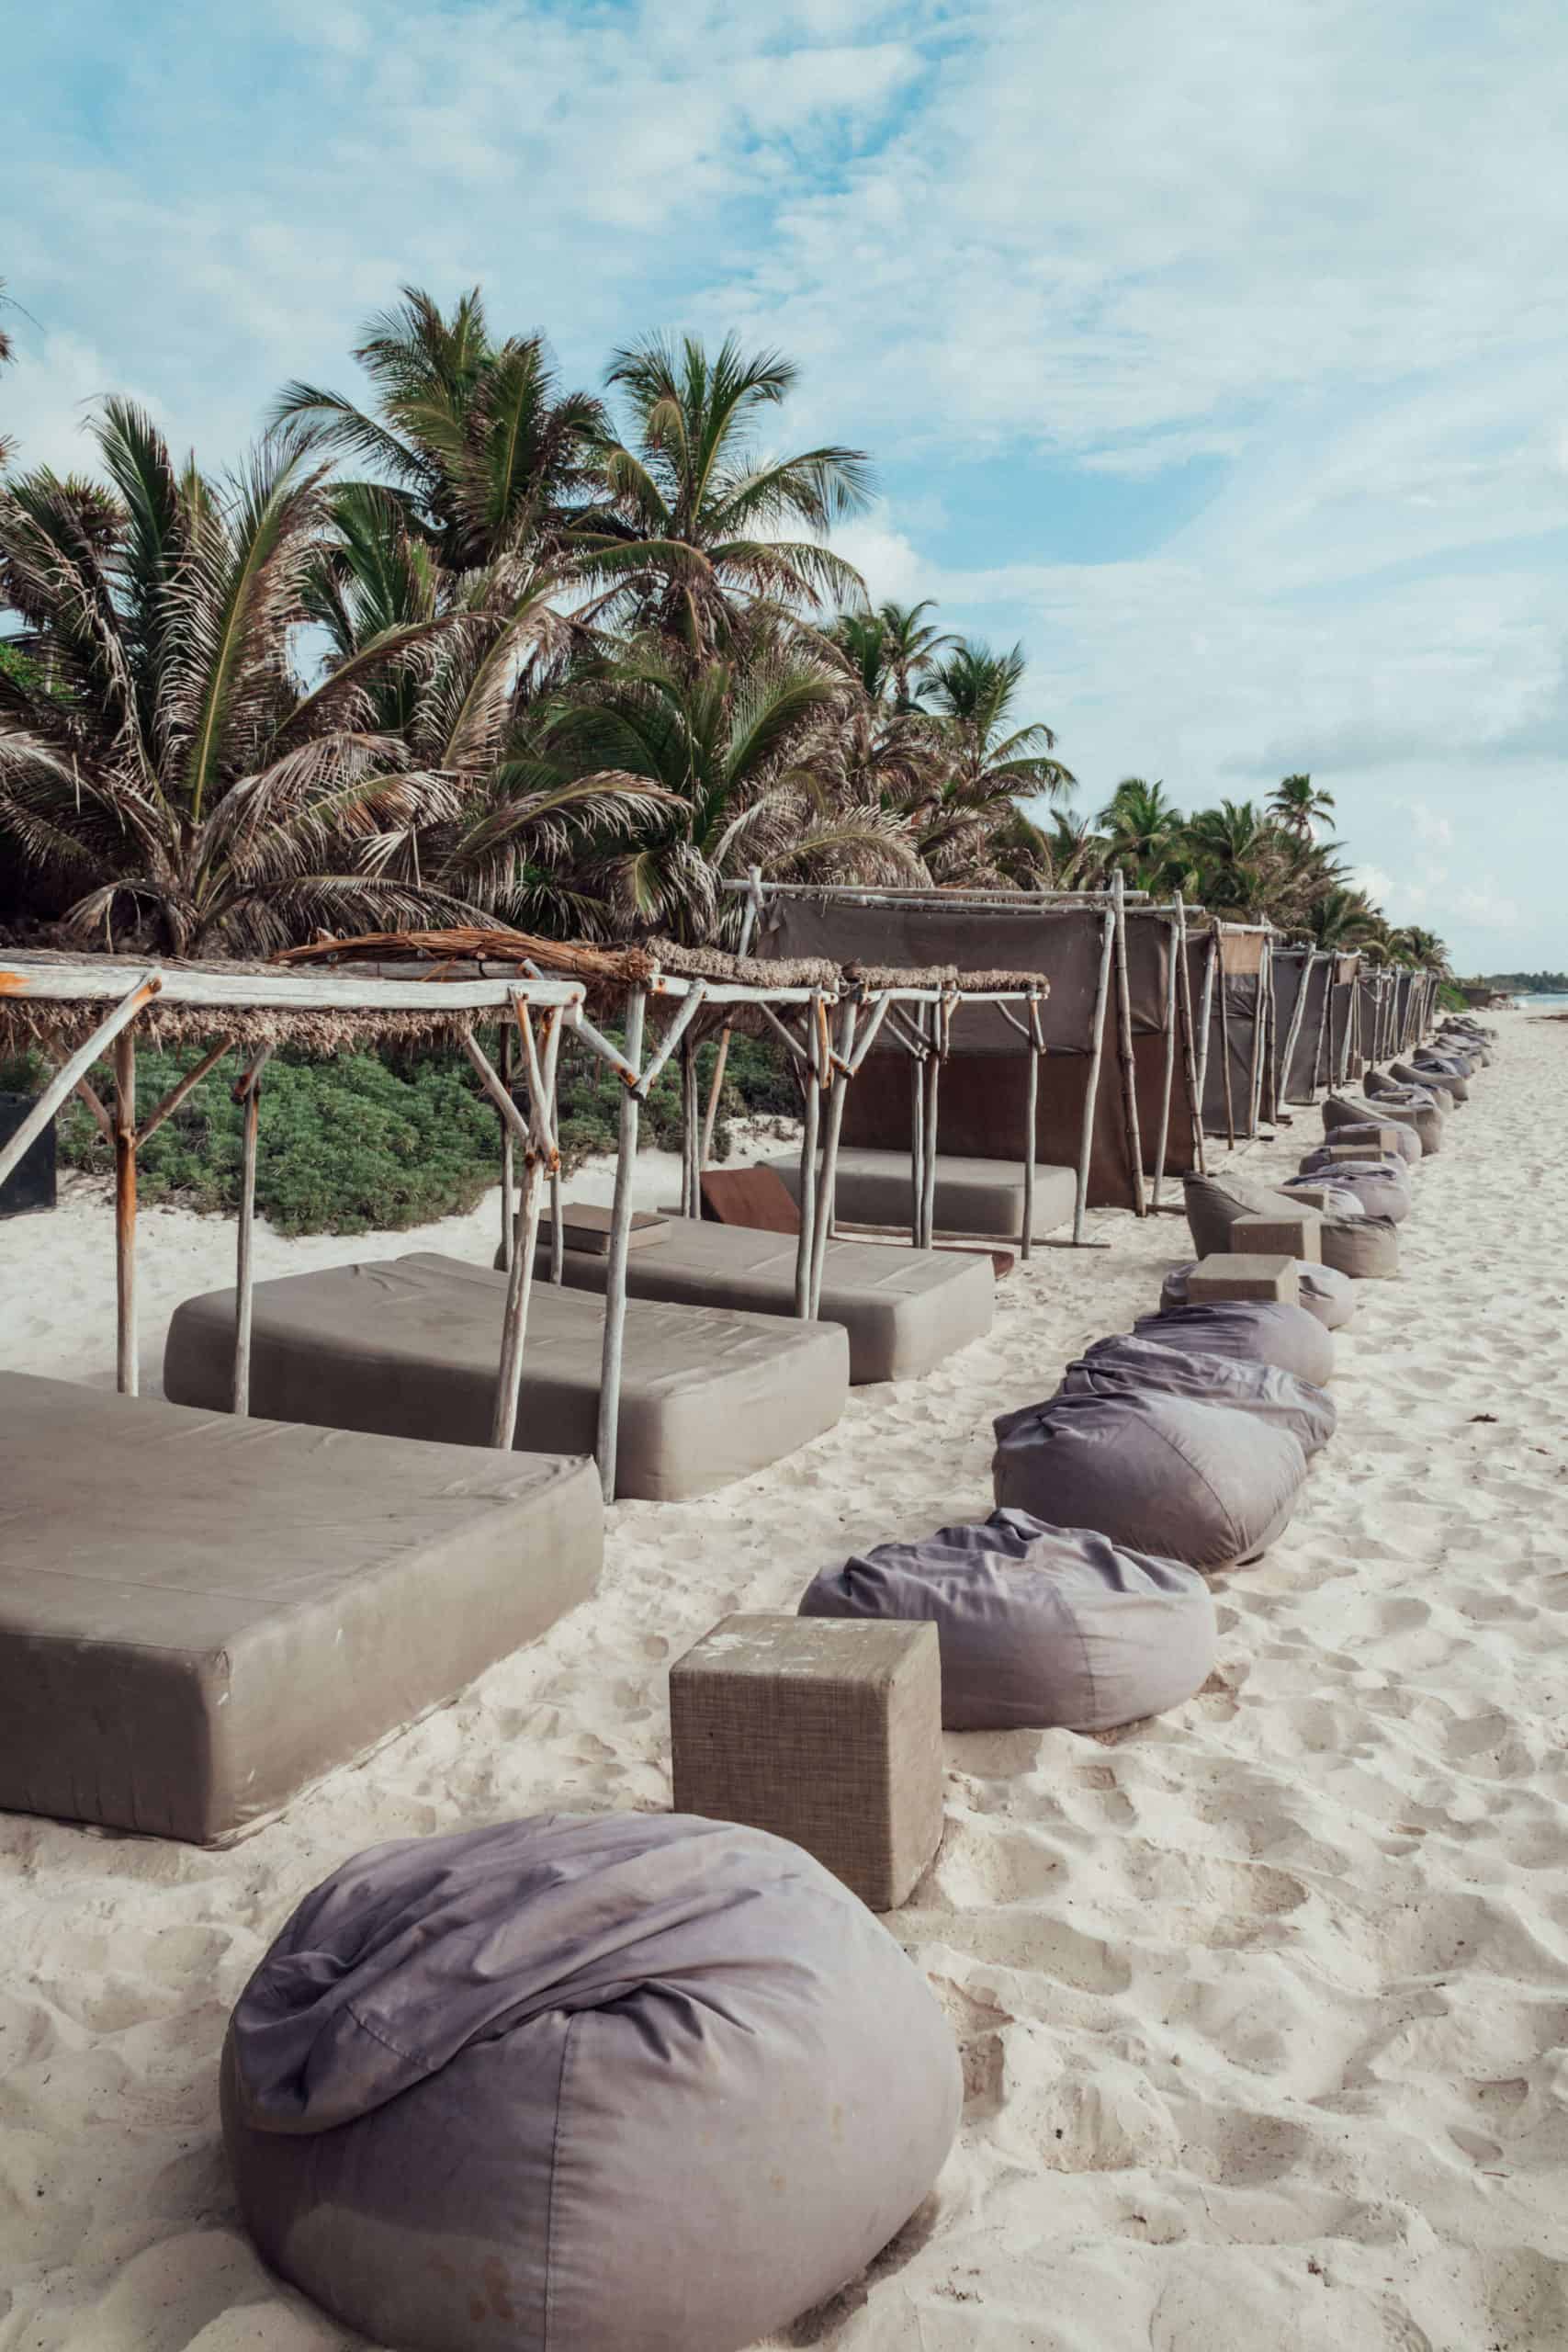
[1360,1072,1447,1151]
[991,1389,1307,1570]
[1291,1154,1413,1222]
[799,1508,1217,1732]
[1182,1170,1396,1278]
[1324,1092,1437,1157]
[221,1814,962,2352]
[1134,1298,1337,1387]
[1387,1058,1456,1109]
[1401,1055,1470,1101]
[1160,1257,1357,1332]
[1319,1107,1423,1165]
[1059,1331,1336,1456]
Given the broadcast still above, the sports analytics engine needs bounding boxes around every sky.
[5,0,1568,973]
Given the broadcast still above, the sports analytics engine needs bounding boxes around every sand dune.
[3,1020,1566,2349]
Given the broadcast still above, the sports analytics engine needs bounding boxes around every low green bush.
[0,1025,795,1237]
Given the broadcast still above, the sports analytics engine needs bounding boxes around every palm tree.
[576,335,872,651]
[272,286,607,571]
[0,401,470,955]
[0,279,15,470]
[1304,887,1384,951]
[1097,777,1180,883]
[906,639,1073,879]
[1388,922,1450,972]
[1269,772,1336,840]
[530,636,917,941]
[876,599,953,710]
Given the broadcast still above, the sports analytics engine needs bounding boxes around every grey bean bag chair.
[1134,1297,1337,1387]
[1160,1257,1356,1332]
[1360,1073,1447,1152]
[1059,1331,1336,1456]
[1402,1055,1470,1101]
[799,1508,1217,1732]
[1291,1153,1412,1223]
[1182,1170,1396,1279]
[1324,1093,1434,1158]
[222,1814,961,2352]
[1386,1059,1456,1110]
[991,1389,1307,1570]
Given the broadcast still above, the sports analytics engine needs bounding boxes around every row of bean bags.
[1182,1169,1401,1280]
[224,1813,963,2352]
[1289,1150,1413,1222]
[1162,1256,1358,1329]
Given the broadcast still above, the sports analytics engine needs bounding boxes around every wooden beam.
[137,1036,233,1147]
[0,955,581,1015]
[0,971,163,1195]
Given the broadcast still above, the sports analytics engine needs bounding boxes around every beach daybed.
[222,1812,961,2352]
[992,1388,1308,1569]
[766,1145,1079,1244]
[1161,1257,1356,1330]
[799,1509,1217,1732]
[1134,1298,1337,1386]
[0,1371,602,1843]
[1056,1331,1336,1455]
[1183,1170,1401,1281]
[502,1216,992,1385]
[164,1253,848,1502]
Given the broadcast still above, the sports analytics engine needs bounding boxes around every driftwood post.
[1111,874,1146,1214]
[231,1046,273,1417]
[113,1030,138,1396]
[1215,942,1236,1148]
[1021,994,1042,1260]
[1277,951,1312,1115]
[498,1022,516,1272]
[1171,894,1206,1179]
[1073,910,1116,1244]
[919,999,945,1249]
[1150,912,1180,1208]
[810,995,857,1315]
[793,997,822,1317]
[908,1017,926,1247]
[1193,931,1217,1115]
[1246,942,1269,1134]
[595,988,645,1500]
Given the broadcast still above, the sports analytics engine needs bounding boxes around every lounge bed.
[502,1219,993,1385]
[0,1371,603,1844]
[765,1147,1079,1241]
[164,1253,849,1501]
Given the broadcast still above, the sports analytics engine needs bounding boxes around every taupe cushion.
[1320,1214,1400,1280]
[0,1373,602,1844]
[500,1218,993,1385]
[1388,1058,1455,1109]
[768,1147,1079,1240]
[1322,1098,1424,1162]
[992,1389,1307,1570]
[800,1508,1217,1731]
[1182,1172,1376,1275]
[1059,1331,1336,1456]
[1134,1298,1337,1386]
[1359,1075,1446,1152]
[221,1813,962,2352]
[164,1253,848,1503]
[1161,1257,1356,1331]
[1291,1155,1412,1222]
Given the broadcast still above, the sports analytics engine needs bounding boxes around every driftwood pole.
[113,1030,138,1396]
[1310,956,1334,1096]
[595,989,645,1501]
[919,1000,944,1249]
[1111,874,1147,1214]
[1194,932,1217,1116]
[498,1022,516,1273]
[810,996,857,1315]
[1073,910,1116,1244]
[908,1020,926,1247]
[1021,995,1043,1261]
[680,1033,701,1216]
[1150,911,1180,1208]
[793,998,822,1317]
[1246,943,1268,1134]
[1215,948,1236,1148]
[231,1046,273,1417]
[1172,895,1206,1178]
[1277,953,1312,1114]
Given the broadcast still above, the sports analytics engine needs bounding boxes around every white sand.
[3,1021,1567,2349]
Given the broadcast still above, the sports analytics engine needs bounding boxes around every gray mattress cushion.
[991,1388,1307,1569]
[799,1508,1217,1732]
[0,1372,602,1843]
[769,1147,1080,1239]
[164,1253,849,1503]
[1322,1098,1425,1161]
[504,1217,993,1385]
[1134,1298,1337,1386]
[1059,1331,1336,1456]
[221,1813,962,2352]
[1290,1155,1413,1222]
[1160,1258,1357,1331]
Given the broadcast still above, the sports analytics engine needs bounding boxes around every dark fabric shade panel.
[1200,972,1267,1138]
[1272,951,1333,1103]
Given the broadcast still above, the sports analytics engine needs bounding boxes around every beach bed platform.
[506,1218,993,1385]
[765,1147,1079,1243]
[0,1371,603,1844]
[164,1253,849,1501]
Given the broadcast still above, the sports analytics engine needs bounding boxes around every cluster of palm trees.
[0,283,1442,971]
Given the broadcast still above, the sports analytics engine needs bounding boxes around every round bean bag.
[1060,1331,1337,1456]
[1160,1257,1356,1332]
[1319,1213,1400,1280]
[1322,1098,1424,1163]
[1325,1090,1441,1156]
[1292,1154,1412,1222]
[222,1814,962,2352]
[1134,1297,1337,1387]
[1181,1171,1373,1273]
[1402,1055,1470,1101]
[799,1507,1217,1732]
[1387,1059,1455,1110]
[991,1388,1307,1570]
[1362,1072,1447,1152]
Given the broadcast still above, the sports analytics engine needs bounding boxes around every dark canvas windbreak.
[1353,971,1382,1068]
[1274,952,1332,1102]
[1201,972,1266,1137]
[1326,978,1358,1088]
[753,896,1194,1209]
[1394,970,1416,1049]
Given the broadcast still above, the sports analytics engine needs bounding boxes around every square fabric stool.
[670,1614,943,1911]
[1187,1252,1301,1306]
[1324,1136,1399,1161]
[1230,1212,1322,1262]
